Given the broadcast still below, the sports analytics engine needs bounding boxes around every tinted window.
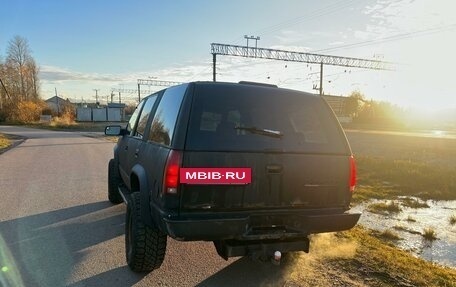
[148,84,187,145]
[134,95,158,139]
[126,100,145,135]
[186,84,348,154]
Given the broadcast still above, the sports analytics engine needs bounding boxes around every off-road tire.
[108,158,123,204]
[126,192,167,273]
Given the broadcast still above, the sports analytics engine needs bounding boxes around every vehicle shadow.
[196,255,300,287]
[0,201,144,287]
[67,266,144,287]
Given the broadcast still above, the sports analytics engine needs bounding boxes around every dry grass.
[422,227,438,241]
[378,229,402,241]
[329,227,456,286]
[406,215,417,222]
[450,215,456,226]
[393,225,421,235]
[353,155,456,202]
[0,133,11,149]
[400,197,430,209]
[350,132,456,203]
[367,201,402,214]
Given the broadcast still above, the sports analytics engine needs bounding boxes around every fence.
[76,107,124,122]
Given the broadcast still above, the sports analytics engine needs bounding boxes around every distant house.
[45,96,72,114]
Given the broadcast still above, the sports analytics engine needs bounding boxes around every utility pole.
[244,35,260,57]
[319,62,323,96]
[244,35,260,50]
[212,53,217,82]
[137,83,141,102]
[93,89,99,105]
[55,87,60,116]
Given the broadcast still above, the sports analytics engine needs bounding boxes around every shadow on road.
[196,255,300,287]
[67,266,144,287]
[15,141,112,149]
[0,201,144,287]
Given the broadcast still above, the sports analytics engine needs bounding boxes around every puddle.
[352,198,456,268]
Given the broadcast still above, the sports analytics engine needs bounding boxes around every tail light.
[349,155,357,192]
[163,150,182,194]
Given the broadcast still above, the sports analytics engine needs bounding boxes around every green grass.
[353,155,456,202]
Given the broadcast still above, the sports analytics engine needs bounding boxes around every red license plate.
[180,168,251,185]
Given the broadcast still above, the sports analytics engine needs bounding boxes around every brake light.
[163,150,182,194]
[349,155,357,192]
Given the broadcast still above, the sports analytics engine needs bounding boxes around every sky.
[1,0,456,113]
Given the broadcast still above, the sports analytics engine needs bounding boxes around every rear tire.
[126,192,167,273]
[108,159,123,204]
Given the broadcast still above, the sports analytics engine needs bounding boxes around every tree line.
[344,91,406,128]
[0,35,42,122]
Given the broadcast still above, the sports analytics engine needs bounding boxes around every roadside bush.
[50,103,76,126]
[3,100,45,123]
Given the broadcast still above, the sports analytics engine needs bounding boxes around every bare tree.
[5,35,39,101]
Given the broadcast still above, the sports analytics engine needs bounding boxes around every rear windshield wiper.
[234,126,283,138]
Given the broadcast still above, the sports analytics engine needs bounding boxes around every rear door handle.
[134,148,139,158]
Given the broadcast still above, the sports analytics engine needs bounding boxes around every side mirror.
[105,125,125,136]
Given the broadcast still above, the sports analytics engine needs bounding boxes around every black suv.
[105,81,360,272]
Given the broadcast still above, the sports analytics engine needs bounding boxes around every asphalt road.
[0,126,303,287]
[2,126,453,287]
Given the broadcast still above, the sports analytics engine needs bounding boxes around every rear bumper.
[163,211,361,241]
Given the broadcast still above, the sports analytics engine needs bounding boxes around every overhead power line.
[137,79,184,86]
[211,43,392,95]
[211,43,393,70]
[313,23,456,54]
[136,79,184,102]
[254,0,360,37]
[230,0,360,45]
[111,88,153,94]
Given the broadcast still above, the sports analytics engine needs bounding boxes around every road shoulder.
[0,133,26,155]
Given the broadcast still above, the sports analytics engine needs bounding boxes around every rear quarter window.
[148,84,188,146]
[185,84,349,154]
[126,100,145,135]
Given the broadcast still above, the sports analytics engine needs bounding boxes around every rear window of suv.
[185,84,349,154]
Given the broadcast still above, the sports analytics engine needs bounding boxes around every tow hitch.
[213,237,309,261]
[271,251,282,265]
